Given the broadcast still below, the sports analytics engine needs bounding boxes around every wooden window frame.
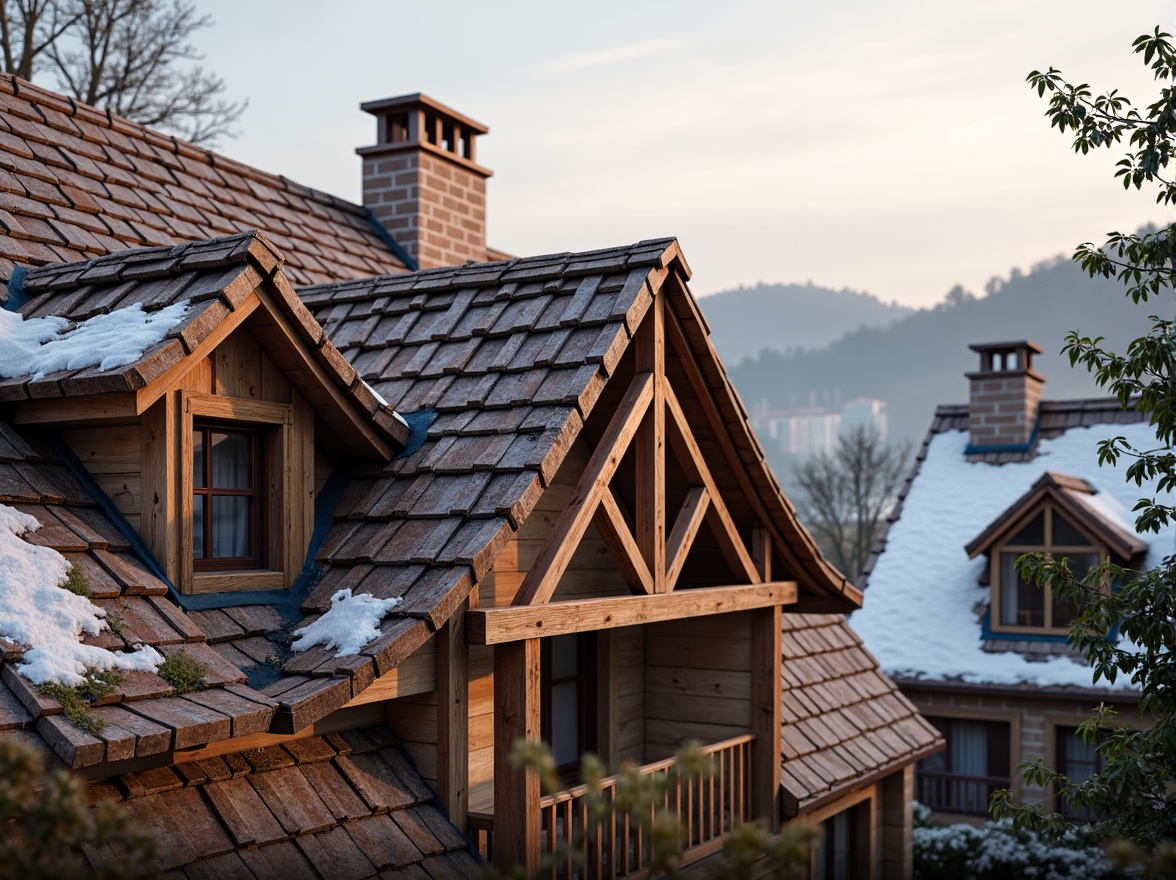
[989,500,1107,637]
[192,422,264,572]
[180,392,293,594]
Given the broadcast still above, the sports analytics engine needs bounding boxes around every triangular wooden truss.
[512,292,765,608]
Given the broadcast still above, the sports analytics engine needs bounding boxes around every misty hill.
[701,282,914,363]
[722,255,1153,449]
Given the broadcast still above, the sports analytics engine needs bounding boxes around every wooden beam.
[468,582,797,645]
[511,372,654,606]
[492,639,541,874]
[665,487,709,592]
[750,604,782,829]
[636,292,666,592]
[12,392,138,425]
[593,487,653,595]
[753,526,772,581]
[663,379,761,585]
[437,600,469,829]
[662,299,860,608]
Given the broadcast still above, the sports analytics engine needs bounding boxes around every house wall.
[903,683,1135,821]
[645,612,753,761]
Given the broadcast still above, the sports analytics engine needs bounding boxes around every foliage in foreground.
[987,25,1176,853]
[481,740,816,879]
[0,737,157,879]
[912,804,1118,880]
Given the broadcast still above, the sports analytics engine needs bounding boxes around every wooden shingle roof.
[778,613,942,815]
[0,74,408,303]
[83,727,477,879]
[1,231,410,450]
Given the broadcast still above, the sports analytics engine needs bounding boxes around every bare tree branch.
[791,426,912,582]
[1,0,243,146]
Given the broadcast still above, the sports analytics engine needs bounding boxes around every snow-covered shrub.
[914,808,1120,879]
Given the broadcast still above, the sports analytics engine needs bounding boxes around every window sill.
[191,570,286,594]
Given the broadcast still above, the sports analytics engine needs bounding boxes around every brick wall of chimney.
[363,149,487,269]
[968,372,1043,447]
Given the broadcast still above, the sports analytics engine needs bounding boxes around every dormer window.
[994,506,1100,634]
[965,471,1146,640]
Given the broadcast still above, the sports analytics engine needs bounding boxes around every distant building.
[750,398,889,458]
[855,341,1160,824]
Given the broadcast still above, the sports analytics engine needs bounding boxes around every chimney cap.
[968,340,1044,355]
[360,92,489,135]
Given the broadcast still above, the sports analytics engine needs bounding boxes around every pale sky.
[196,0,1173,307]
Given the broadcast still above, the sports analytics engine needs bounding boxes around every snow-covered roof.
[853,420,1174,690]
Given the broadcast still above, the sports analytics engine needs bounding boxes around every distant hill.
[700,282,914,364]
[722,255,1152,453]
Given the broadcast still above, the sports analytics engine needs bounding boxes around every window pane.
[550,682,579,767]
[193,430,205,487]
[1060,730,1100,784]
[1052,513,1093,547]
[192,495,204,559]
[211,496,251,558]
[1001,552,1044,627]
[550,634,579,680]
[1009,511,1044,545]
[1001,552,1043,627]
[210,431,252,489]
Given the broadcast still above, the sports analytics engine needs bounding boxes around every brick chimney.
[357,93,491,270]
[966,341,1046,448]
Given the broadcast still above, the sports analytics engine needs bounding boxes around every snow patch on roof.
[291,588,402,657]
[853,423,1174,689]
[0,504,163,686]
[0,301,189,380]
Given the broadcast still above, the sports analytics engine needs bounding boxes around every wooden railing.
[539,734,754,879]
[916,770,1010,817]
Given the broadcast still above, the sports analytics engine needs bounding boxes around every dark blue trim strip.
[4,265,28,311]
[395,409,437,459]
[363,208,418,271]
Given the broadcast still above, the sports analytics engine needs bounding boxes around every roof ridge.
[21,230,284,297]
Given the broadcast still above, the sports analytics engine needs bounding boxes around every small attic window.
[992,504,1103,635]
[181,392,293,595]
[192,423,261,570]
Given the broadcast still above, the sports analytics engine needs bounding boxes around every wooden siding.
[645,612,753,760]
[60,425,142,530]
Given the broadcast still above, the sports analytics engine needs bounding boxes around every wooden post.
[750,604,782,829]
[880,766,913,880]
[437,600,469,830]
[636,290,665,592]
[493,638,541,873]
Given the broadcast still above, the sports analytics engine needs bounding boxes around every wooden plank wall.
[60,425,142,530]
[644,611,753,760]
[614,626,646,767]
